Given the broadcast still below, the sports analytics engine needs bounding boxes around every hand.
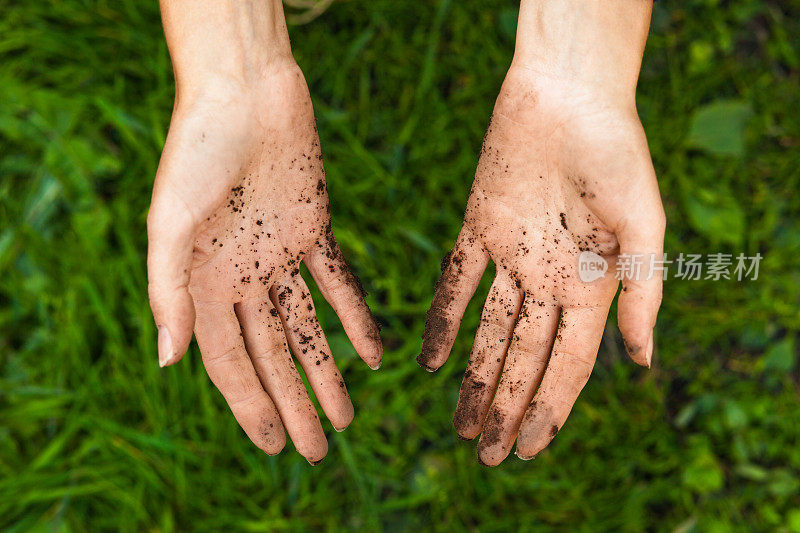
[147,58,382,463]
[416,60,664,466]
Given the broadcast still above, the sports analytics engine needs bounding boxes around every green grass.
[2,0,800,530]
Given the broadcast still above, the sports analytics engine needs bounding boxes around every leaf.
[687,99,752,157]
[688,41,715,74]
[674,403,698,428]
[734,463,768,482]
[399,227,437,253]
[682,186,745,246]
[723,400,748,429]
[675,394,718,428]
[762,336,797,374]
[683,447,724,495]
[767,469,800,498]
[787,509,800,533]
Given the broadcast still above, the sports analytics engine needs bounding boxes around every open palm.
[417,67,665,466]
[147,62,382,463]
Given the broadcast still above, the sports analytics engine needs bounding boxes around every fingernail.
[515,450,536,461]
[369,360,381,371]
[645,330,654,368]
[416,355,436,372]
[157,325,173,368]
[307,457,324,466]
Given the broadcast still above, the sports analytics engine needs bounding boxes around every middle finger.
[476,294,559,466]
[236,297,328,464]
[270,274,354,432]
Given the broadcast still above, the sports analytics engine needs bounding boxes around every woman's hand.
[148,1,381,464]
[417,0,664,466]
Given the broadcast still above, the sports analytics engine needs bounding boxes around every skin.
[147,0,381,464]
[417,0,665,466]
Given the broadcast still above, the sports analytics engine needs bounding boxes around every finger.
[194,301,285,455]
[603,150,665,368]
[453,272,523,440]
[476,295,559,466]
[417,226,489,372]
[270,276,354,432]
[304,225,382,370]
[615,206,665,367]
[515,305,609,460]
[236,297,328,464]
[147,192,196,368]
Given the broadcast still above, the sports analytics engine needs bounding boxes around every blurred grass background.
[1,0,800,530]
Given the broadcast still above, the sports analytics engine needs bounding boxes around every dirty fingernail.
[158,325,173,368]
[515,449,536,461]
[645,330,654,368]
[416,355,436,372]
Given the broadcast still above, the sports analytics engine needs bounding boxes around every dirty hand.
[417,0,664,466]
[147,0,381,464]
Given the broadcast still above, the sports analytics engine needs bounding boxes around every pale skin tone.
[149,0,664,468]
[417,0,665,466]
[148,0,381,464]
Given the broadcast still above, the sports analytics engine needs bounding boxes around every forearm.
[511,0,652,104]
[160,0,293,98]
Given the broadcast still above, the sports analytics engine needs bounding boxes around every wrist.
[511,0,652,106]
[161,0,294,102]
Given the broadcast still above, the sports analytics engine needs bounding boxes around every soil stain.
[479,408,506,450]
[622,337,641,358]
[318,223,382,347]
[454,370,488,434]
[417,247,466,370]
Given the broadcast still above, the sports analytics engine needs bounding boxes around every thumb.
[573,120,665,367]
[147,190,197,368]
[615,197,665,368]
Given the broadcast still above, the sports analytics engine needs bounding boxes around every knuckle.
[229,387,266,410]
[321,275,348,299]
[288,308,318,329]
[512,334,553,358]
[338,302,369,328]
[249,340,288,362]
[479,312,515,333]
[559,349,596,369]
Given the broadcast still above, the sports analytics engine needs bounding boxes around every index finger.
[417,226,488,372]
[304,225,383,370]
